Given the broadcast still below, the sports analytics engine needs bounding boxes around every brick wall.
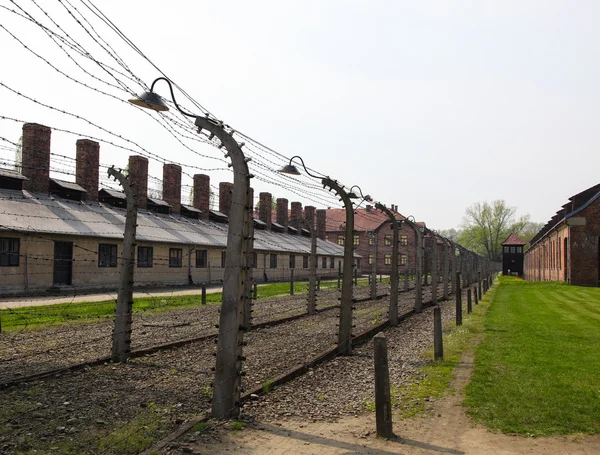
[128,155,148,209]
[219,182,234,217]
[162,164,182,214]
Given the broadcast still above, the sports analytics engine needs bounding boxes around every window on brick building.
[322,257,327,268]
[368,254,373,265]
[98,243,117,268]
[303,255,309,268]
[270,254,278,269]
[356,259,361,269]
[195,249,207,268]
[353,235,359,245]
[400,254,407,266]
[138,246,153,268]
[369,236,374,246]
[330,257,335,268]
[384,235,392,246]
[289,254,296,269]
[337,236,344,246]
[0,238,20,267]
[169,248,183,268]
[400,235,408,246]
[385,254,391,265]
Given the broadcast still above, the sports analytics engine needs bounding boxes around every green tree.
[456,200,529,262]
[438,228,461,241]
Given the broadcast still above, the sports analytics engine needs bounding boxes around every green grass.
[464,277,600,436]
[0,278,342,332]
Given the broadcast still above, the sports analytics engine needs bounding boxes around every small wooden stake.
[434,306,443,361]
[374,332,393,439]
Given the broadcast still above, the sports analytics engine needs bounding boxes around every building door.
[53,241,73,286]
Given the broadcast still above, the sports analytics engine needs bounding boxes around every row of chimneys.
[18,123,328,239]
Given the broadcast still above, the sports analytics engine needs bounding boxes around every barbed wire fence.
[0,1,498,453]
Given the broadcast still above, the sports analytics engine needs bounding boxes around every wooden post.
[434,306,443,361]
[201,284,207,305]
[373,332,393,439]
[473,286,478,305]
[478,271,482,300]
[455,272,462,326]
[290,269,294,296]
[467,288,472,314]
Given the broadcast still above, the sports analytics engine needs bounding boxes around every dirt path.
[172,348,600,455]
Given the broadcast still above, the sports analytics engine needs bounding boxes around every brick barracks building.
[524,183,600,286]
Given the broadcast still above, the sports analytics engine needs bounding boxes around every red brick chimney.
[317,209,327,240]
[259,192,272,229]
[75,139,100,201]
[193,174,210,220]
[290,201,303,234]
[162,163,182,214]
[128,155,148,209]
[276,198,288,233]
[219,182,234,217]
[304,206,316,231]
[22,123,51,194]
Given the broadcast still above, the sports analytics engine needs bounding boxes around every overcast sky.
[1,0,599,230]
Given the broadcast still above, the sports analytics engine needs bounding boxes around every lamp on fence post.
[279,158,370,355]
[129,78,254,419]
[401,215,423,313]
[375,203,399,325]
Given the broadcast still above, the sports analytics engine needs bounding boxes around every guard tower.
[502,233,526,277]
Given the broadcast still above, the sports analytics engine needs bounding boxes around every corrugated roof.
[502,233,525,246]
[0,168,28,180]
[0,189,353,257]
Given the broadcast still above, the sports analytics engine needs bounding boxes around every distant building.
[0,123,357,295]
[501,233,525,276]
[524,183,600,286]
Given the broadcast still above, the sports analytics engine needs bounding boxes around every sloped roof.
[50,178,86,193]
[530,182,600,247]
[502,233,525,246]
[325,207,405,232]
[0,188,352,257]
[0,168,28,180]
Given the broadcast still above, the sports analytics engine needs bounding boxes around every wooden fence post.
[374,332,393,439]
[201,284,207,305]
[455,272,462,326]
[434,306,443,361]
[290,269,294,296]
[467,288,472,314]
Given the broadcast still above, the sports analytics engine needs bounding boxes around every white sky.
[1,0,599,230]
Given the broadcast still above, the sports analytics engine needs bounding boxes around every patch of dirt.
[168,331,600,455]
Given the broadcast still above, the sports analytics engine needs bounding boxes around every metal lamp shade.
[278,164,301,175]
[128,91,170,112]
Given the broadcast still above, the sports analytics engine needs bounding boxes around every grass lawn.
[388,282,493,418]
[464,276,600,436]
[0,278,351,332]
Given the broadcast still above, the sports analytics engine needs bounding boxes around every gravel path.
[0,280,475,455]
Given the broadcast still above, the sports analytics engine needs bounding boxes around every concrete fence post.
[374,332,393,439]
[108,167,138,364]
[473,286,478,305]
[290,269,294,296]
[202,284,207,305]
